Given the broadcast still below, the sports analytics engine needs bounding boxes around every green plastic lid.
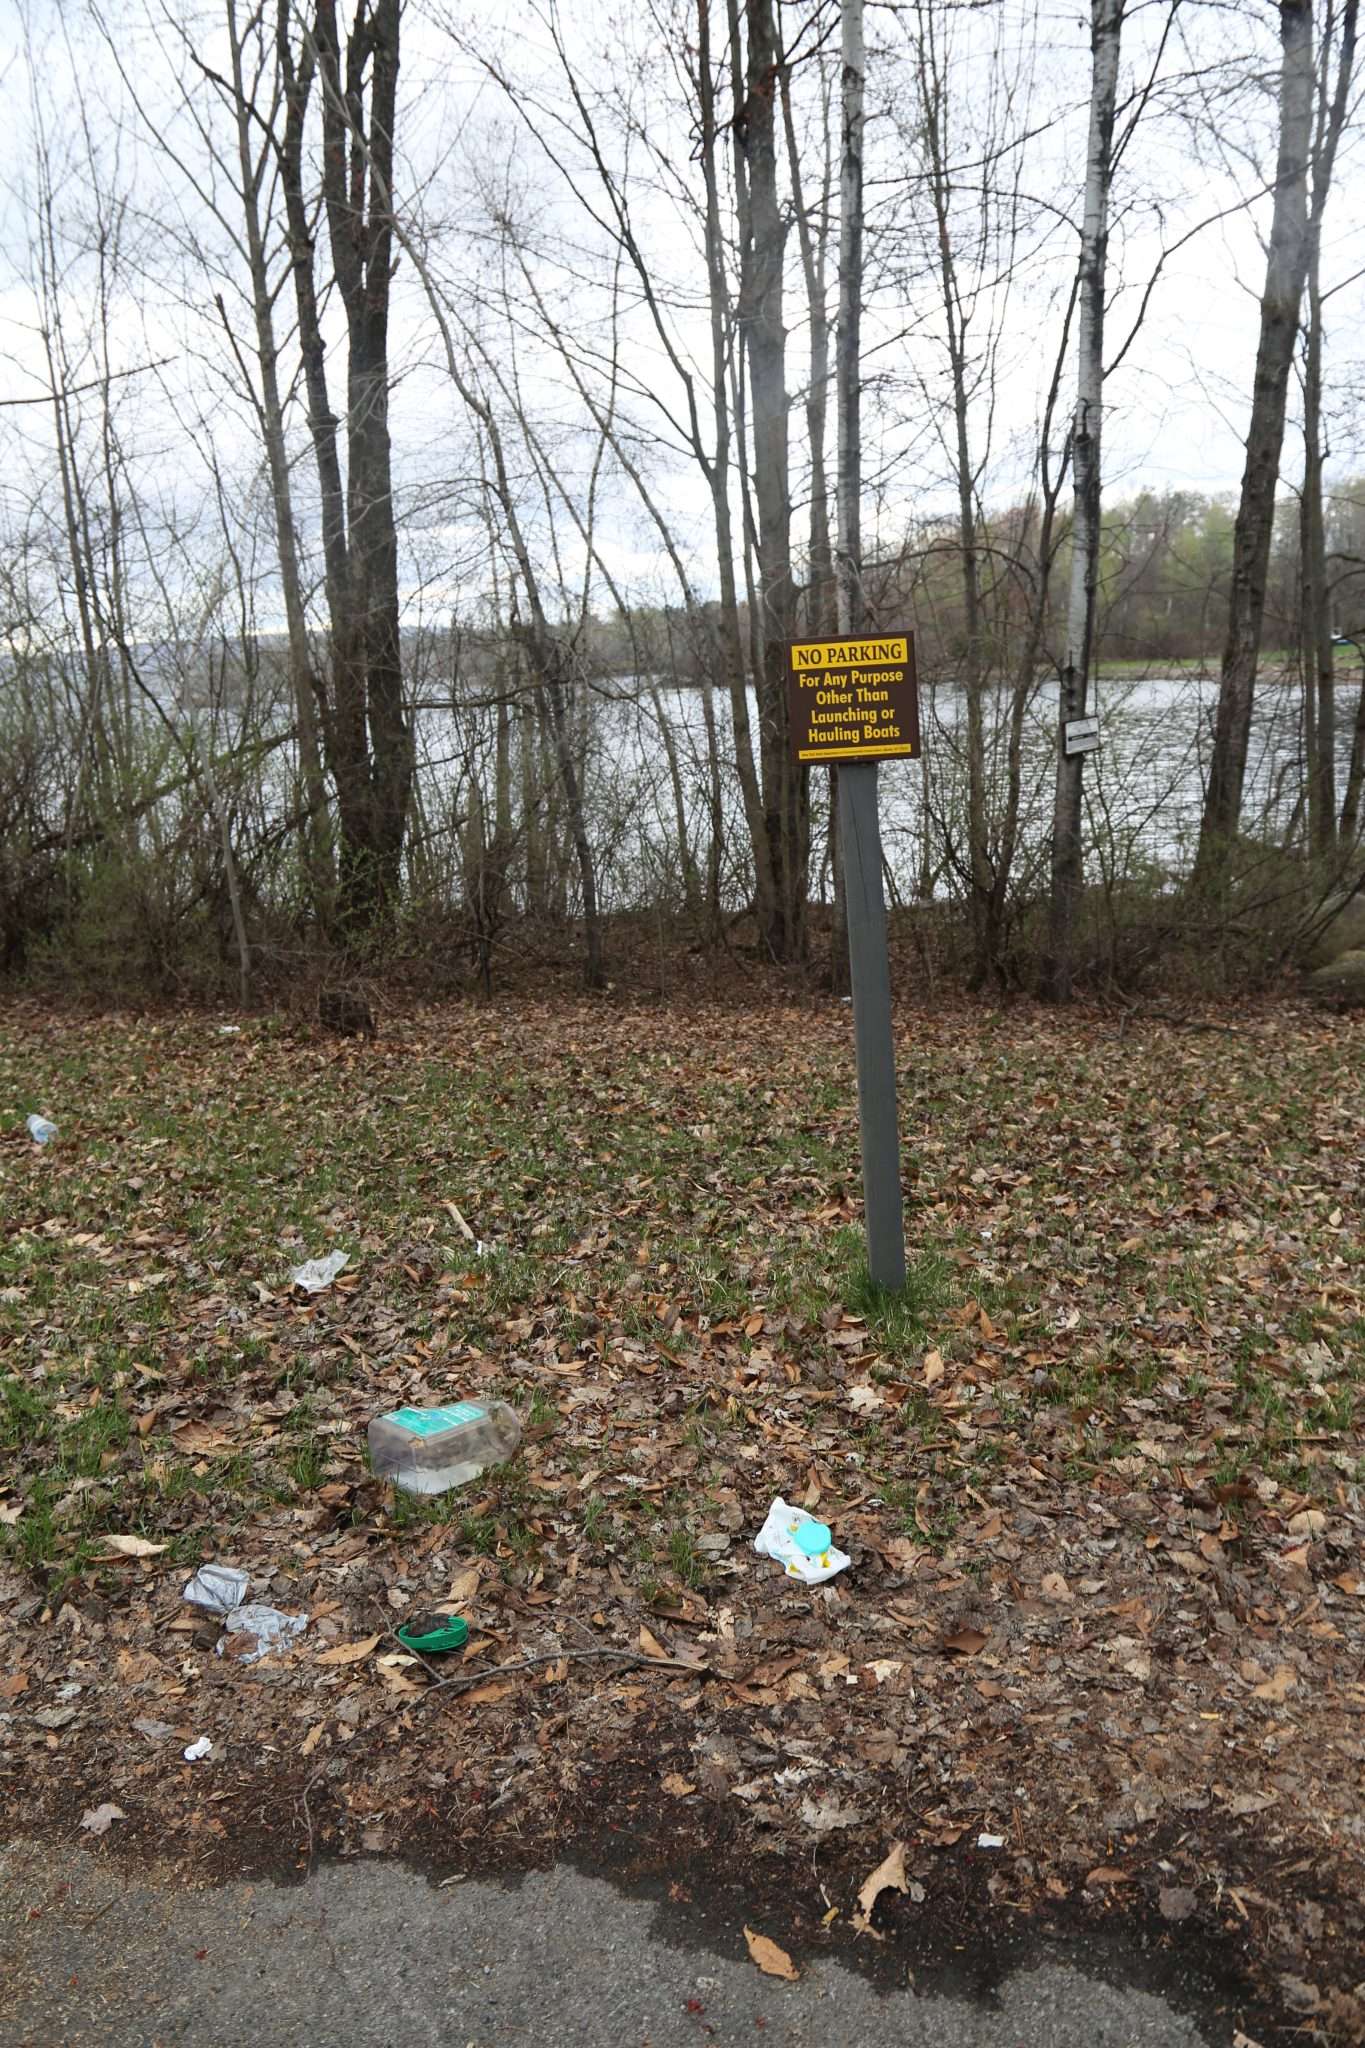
[396,1613,470,1655]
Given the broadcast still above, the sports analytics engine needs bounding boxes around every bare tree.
[1044,0,1124,1002]
[278,0,414,931]
[1298,0,1359,858]
[1197,0,1315,867]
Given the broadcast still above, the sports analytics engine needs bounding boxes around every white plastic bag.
[289,1250,349,1294]
[753,1497,851,1585]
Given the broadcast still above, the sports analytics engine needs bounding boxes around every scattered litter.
[221,1604,308,1662]
[396,1613,470,1655]
[25,1115,57,1145]
[977,1833,1005,1850]
[369,1399,522,1496]
[182,1560,307,1663]
[80,1802,126,1836]
[216,1024,242,1036]
[183,1737,213,1762]
[183,1564,250,1615]
[753,1498,850,1585]
[289,1250,349,1294]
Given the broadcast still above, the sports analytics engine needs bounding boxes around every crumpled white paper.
[753,1496,851,1585]
[289,1250,349,1294]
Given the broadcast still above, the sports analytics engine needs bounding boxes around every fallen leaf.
[638,1624,672,1661]
[847,1382,883,1414]
[301,1724,326,1757]
[1085,1867,1131,1886]
[316,1634,381,1667]
[661,1772,695,1797]
[0,1672,29,1700]
[921,1350,945,1387]
[743,1927,798,1981]
[447,1565,482,1610]
[170,1421,231,1455]
[460,1678,516,1706]
[1252,1664,1297,1702]
[943,1627,987,1658]
[799,1794,863,1833]
[1039,1572,1071,1602]
[97,1534,167,1559]
[852,1840,909,1938]
[80,1803,126,1836]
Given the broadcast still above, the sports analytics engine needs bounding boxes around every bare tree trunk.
[1343,661,1365,845]
[738,0,805,961]
[1300,240,1333,856]
[278,0,414,933]
[221,0,332,923]
[912,7,992,980]
[1299,0,1358,858]
[1044,0,1123,1002]
[696,0,773,939]
[1197,0,1314,866]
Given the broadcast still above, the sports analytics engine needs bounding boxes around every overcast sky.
[1,0,1362,625]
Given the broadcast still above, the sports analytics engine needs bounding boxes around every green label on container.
[388,1402,485,1437]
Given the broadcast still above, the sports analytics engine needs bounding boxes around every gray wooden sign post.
[787,631,918,1293]
[837,759,906,1292]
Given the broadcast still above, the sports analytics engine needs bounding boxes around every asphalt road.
[0,1841,1217,2047]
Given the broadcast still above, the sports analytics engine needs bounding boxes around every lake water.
[411,671,1358,913]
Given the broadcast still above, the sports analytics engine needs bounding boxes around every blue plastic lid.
[793,1520,832,1557]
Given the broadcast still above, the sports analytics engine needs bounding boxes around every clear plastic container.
[368,1399,521,1496]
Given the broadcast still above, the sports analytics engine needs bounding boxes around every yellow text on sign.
[790,637,908,672]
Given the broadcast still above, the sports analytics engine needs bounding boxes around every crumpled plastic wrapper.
[753,1497,851,1585]
[183,1563,251,1615]
[289,1250,349,1294]
[183,1562,307,1664]
[219,1603,308,1662]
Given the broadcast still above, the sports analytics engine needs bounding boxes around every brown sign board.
[786,633,921,764]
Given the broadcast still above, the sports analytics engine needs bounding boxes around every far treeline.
[1,0,1362,1003]
[588,483,1365,683]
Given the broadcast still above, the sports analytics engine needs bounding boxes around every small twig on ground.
[300,1767,325,1874]
[374,1606,695,1704]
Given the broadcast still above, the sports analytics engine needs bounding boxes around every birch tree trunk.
[1299,0,1358,859]
[1196,0,1314,868]
[1044,0,1123,1002]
